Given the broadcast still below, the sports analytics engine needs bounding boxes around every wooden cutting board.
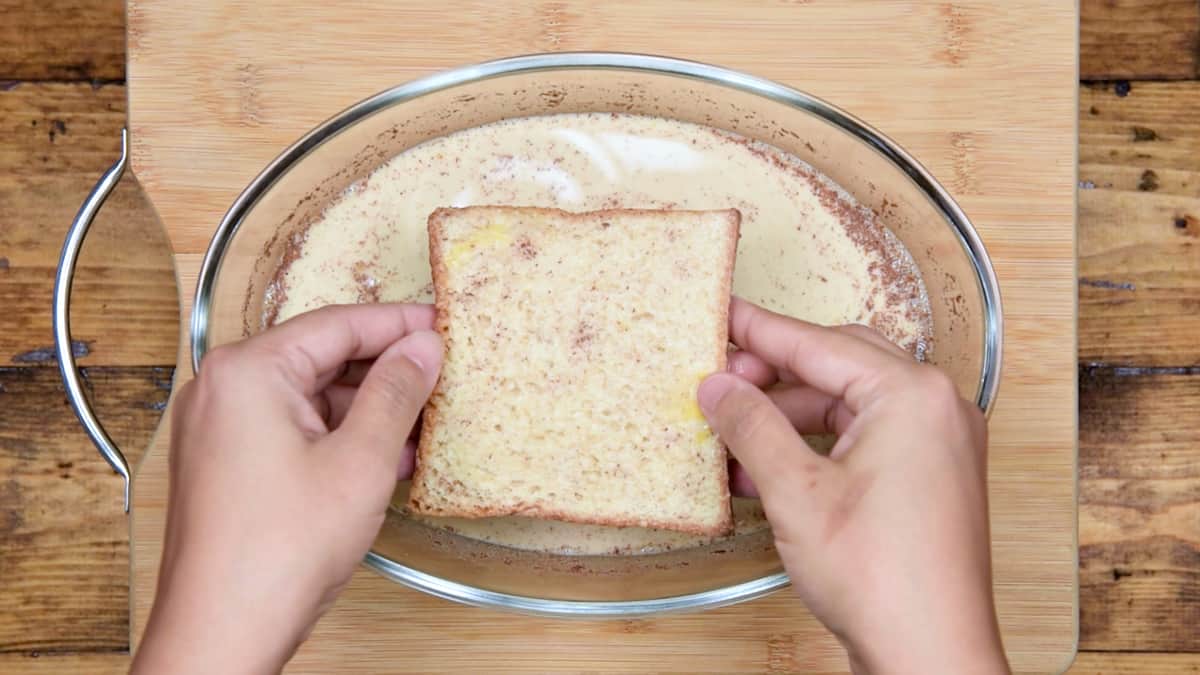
[126,2,1079,672]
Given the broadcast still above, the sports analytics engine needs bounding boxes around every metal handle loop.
[53,129,131,512]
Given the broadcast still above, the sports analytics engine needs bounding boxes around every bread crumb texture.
[410,206,739,535]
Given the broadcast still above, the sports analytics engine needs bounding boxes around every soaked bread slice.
[408,206,739,536]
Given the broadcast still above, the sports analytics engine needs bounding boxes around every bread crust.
[409,206,740,537]
[407,207,453,520]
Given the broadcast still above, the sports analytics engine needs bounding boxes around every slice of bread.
[409,206,740,536]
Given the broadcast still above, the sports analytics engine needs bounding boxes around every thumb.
[338,330,443,467]
[698,373,831,501]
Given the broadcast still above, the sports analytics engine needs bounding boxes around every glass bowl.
[191,53,1002,617]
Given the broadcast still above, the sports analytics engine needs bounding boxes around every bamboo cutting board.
[127,2,1079,672]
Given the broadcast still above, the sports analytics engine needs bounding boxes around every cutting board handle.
[52,129,133,513]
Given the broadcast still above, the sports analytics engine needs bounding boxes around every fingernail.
[393,330,443,375]
[698,373,738,414]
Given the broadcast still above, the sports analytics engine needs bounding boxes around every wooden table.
[0,1,1195,672]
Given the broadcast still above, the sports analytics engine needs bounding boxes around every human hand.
[132,304,443,675]
[702,298,1007,675]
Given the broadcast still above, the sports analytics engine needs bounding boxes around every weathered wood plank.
[0,0,124,81]
[0,82,126,176]
[0,83,179,366]
[1080,0,1200,80]
[0,176,181,367]
[1071,651,1200,673]
[0,366,170,653]
[1079,81,1200,367]
[1079,368,1200,652]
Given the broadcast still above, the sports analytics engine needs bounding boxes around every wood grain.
[0,83,179,366]
[1079,81,1200,367]
[4,648,1190,672]
[0,82,128,175]
[0,366,170,653]
[0,653,128,675]
[128,3,1079,671]
[0,69,177,673]
[1079,368,1200,652]
[126,0,1079,254]
[0,0,124,81]
[1080,0,1200,80]
[1071,651,1200,673]
[1074,55,1200,666]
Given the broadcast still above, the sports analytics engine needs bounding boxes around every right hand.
[699,298,1008,675]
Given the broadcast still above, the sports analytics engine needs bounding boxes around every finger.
[831,324,910,359]
[243,303,436,394]
[408,411,424,441]
[727,346,800,386]
[310,358,377,393]
[321,384,358,430]
[729,459,759,498]
[698,372,831,500]
[767,386,856,436]
[337,330,443,469]
[307,390,332,429]
[397,439,417,480]
[320,379,426,432]
[727,350,778,389]
[334,359,375,388]
[728,297,903,409]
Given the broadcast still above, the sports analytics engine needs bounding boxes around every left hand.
[132,304,443,675]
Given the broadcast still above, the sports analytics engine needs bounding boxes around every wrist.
[134,606,300,675]
[841,616,1008,675]
[133,566,310,675]
[847,648,1008,675]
